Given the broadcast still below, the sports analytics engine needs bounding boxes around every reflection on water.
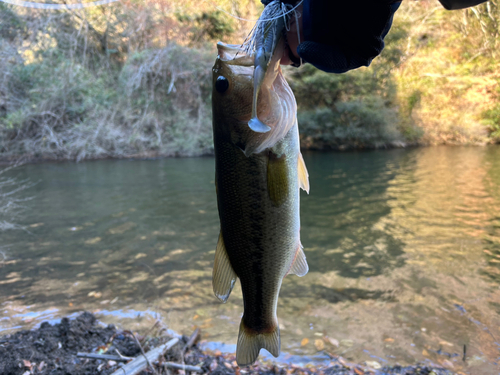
[1,147,500,374]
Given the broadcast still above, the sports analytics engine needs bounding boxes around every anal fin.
[298,153,310,194]
[212,232,237,303]
[236,320,280,366]
[288,244,308,277]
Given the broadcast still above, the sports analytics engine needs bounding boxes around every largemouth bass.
[211,40,310,366]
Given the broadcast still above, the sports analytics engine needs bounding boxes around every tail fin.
[236,320,280,366]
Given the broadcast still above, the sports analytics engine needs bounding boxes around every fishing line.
[294,4,302,66]
[0,0,120,10]
[210,0,303,23]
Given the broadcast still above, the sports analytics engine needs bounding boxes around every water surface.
[1,147,500,373]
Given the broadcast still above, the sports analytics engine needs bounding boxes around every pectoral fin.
[267,154,289,207]
[212,232,237,303]
[298,153,310,194]
[288,244,308,277]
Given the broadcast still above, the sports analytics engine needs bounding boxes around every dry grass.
[1,0,499,161]
[0,163,34,231]
[0,3,217,161]
[394,1,500,145]
[0,1,261,161]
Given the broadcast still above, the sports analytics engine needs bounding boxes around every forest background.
[0,0,498,161]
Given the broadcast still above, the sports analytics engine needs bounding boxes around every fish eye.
[215,76,229,93]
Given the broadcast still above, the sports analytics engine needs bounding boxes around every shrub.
[298,97,402,150]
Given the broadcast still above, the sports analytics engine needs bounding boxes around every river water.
[1,146,500,373]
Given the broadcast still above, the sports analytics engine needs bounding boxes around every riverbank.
[1,2,498,163]
[0,312,455,375]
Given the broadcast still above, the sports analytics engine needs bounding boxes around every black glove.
[261,0,400,73]
[295,0,401,73]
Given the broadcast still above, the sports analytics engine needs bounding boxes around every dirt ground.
[0,313,454,375]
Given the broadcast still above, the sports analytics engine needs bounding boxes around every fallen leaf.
[193,315,199,320]
[214,350,222,356]
[325,337,339,347]
[97,345,108,354]
[439,340,453,347]
[365,361,381,369]
[339,339,353,347]
[314,339,325,351]
[68,302,73,307]
[422,349,430,356]
[85,237,101,245]
[301,338,309,346]
[384,338,394,343]
[441,359,454,368]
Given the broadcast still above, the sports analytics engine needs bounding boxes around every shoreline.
[1,142,498,166]
[0,312,456,375]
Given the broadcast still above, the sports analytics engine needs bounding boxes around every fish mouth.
[215,41,296,156]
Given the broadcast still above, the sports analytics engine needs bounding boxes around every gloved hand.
[262,0,401,73]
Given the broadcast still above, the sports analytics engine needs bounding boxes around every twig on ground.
[163,362,202,372]
[131,332,158,375]
[109,338,179,375]
[76,352,129,362]
[114,349,135,361]
[182,328,201,355]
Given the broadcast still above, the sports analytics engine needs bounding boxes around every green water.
[1,147,500,373]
